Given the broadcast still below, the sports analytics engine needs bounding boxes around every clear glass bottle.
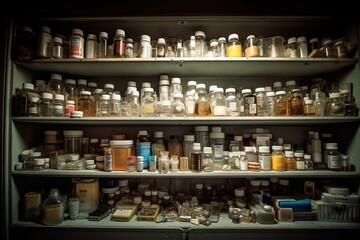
[222,151,231,171]
[170,155,179,173]
[109,93,121,117]
[304,154,313,170]
[175,39,184,57]
[304,99,316,116]
[93,88,103,117]
[127,155,137,172]
[194,30,208,57]
[43,188,65,226]
[98,31,108,58]
[265,91,276,116]
[275,90,289,116]
[227,33,242,57]
[322,38,336,58]
[324,143,341,171]
[39,92,53,117]
[334,40,348,58]
[100,94,110,117]
[225,87,239,116]
[202,147,214,172]
[156,38,166,57]
[309,38,320,52]
[191,143,202,173]
[149,155,157,172]
[297,36,308,58]
[141,88,156,117]
[125,39,134,58]
[295,152,305,171]
[158,150,169,174]
[255,87,266,116]
[287,37,298,58]
[244,89,257,116]
[258,146,271,171]
[64,79,77,103]
[47,73,64,97]
[51,36,63,59]
[104,147,112,172]
[139,34,152,58]
[28,97,39,116]
[171,93,185,117]
[77,79,88,97]
[52,94,64,117]
[113,29,126,58]
[38,26,52,58]
[217,37,227,57]
[182,134,194,168]
[211,88,227,116]
[85,34,97,58]
[207,39,218,57]
[245,35,259,57]
[77,91,95,117]
[194,83,211,116]
[128,90,140,117]
[151,131,166,159]
[326,92,346,116]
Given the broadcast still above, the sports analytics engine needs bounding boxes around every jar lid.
[325,143,338,149]
[195,183,203,189]
[63,130,83,137]
[194,126,208,132]
[272,145,283,151]
[29,152,41,157]
[99,31,108,39]
[140,34,150,42]
[294,152,304,157]
[110,140,134,146]
[250,179,261,186]
[210,132,225,138]
[287,37,297,44]
[55,94,64,101]
[228,33,239,41]
[285,151,294,157]
[234,188,244,196]
[154,131,163,138]
[329,92,341,98]
[51,73,62,81]
[72,28,83,36]
[119,179,129,187]
[33,158,44,165]
[102,94,110,100]
[234,135,243,141]
[184,135,195,141]
[42,92,53,99]
[309,38,319,44]
[87,34,97,41]
[70,111,83,118]
[266,91,275,97]
[44,130,57,135]
[203,147,212,154]
[258,146,270,153]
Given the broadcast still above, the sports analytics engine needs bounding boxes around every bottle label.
[44,204,62,222]
[328,155,340,169]
[136,142,151,168]
[296,161,305,170]
[29,106,38,115]
[259,155,271,170]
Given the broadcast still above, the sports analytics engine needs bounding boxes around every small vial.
[98,32,108,58]
[156,38,166,57]
[191,143,202,173]
[127,155,137,172]
[139,35,152,58]
[100,94,110,117]
[202,147,214,172]
[137,156,144,172]
[52,94,64,117]
[113,29,126,58]
[85,34,97,58]
[65,100,75,116]
[28,97,39,116]
[149,155,157,172]
[295,152,305,171]
[125,39,134,58]
[51,36,63,59]
[297,36,308,58]
[104,147,112,172]
[217,37,227,57]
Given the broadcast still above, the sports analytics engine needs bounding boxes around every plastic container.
[110,140,134,171]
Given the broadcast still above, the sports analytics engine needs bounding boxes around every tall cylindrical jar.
[218,37,227,57]
[98,32,108,58]
[69,28,84,59]
[139,35,152,58]
[85,34,97,58]
[113,29,126,58]
[51,36,63,59]
[324,143,341,171]
[38,26,52,58]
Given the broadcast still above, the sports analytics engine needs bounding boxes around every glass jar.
[227,33,242,57]
[39,92,53,117]
[211,88,227,116]
[139,34,152,58]
[52,94,64,117]
[334,40,347,58]
[63,130,83,154]
[218,37,227,57]
[275,91,288,116]
[297,36,308,58]
[289,89,304,116]
[326,92,346,116]
[295,152,305,170]
[113,29,126,58]
[194,125,209,149]
[69,28,84,59]
[245,35,259,57]
[202,147,214,172]
[43,188,65,226]
[304,99,316,116]
[271,145,285,171]
[98,31,108,58]
[191,143,202,173]
[258,146,271,171]
[287,37,298,58]
[324,143,341,171]
[77,91,95,117]
[284,151,296,171]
